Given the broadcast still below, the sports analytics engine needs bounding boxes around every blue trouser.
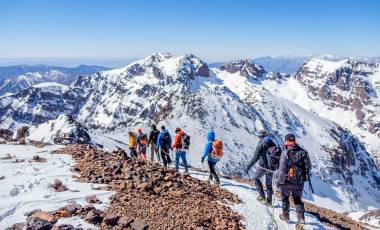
[175,150,188,171]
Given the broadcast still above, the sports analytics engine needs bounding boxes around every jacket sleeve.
[275,152,288,186]
[157,133,162,148]
[202,142,212,160]
[246,142,264,171]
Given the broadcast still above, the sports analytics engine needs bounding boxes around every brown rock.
[85,194,101,204]
[81,204,95,212]
[118,216,134,228]
[84,210,103,224]
[130,220,149,230]
[103,213,119,226]
[4,222,25,230]
[50,179,68,192]
[24,209,42,217]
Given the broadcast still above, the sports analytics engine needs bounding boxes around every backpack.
[286,149,311,184]
[161,132,171,148]
[210,140,223,159]
[267,146,282,170]
[152,130,160,142]
[139,134,147,145]
[181,133,191,150]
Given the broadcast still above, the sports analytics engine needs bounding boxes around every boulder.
[103,213,119,226]
[130,220,149,230]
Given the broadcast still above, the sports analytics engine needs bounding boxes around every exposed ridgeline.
[0,53,379,214]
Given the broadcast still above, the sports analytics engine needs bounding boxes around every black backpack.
[181,133,191,150]
[161,132,171,148]
[267,146,282,170]
[286,149,311,184]
[152,130,160,142]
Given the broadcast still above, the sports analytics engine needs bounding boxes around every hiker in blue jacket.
[201,130,220,185]
[156,125,172,168]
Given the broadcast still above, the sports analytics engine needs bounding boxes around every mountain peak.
[219,59,266,78]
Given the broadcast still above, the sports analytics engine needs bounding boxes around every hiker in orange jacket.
[172,127,189,174]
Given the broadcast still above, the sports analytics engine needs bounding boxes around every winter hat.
[257,129,267,138]
[175,127,181,133]
[284,133,296,142]
[161,125,166,130]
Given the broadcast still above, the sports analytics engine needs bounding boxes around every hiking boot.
[183,169,189,176]
[265,199,272,207]
[279,213,290,223]
[256,196,266,204]
[297,212,305,226]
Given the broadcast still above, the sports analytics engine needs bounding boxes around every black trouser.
[129,147,137,158]
[279,184,305,219]
[208,161,220,184]
[160,147,172,168]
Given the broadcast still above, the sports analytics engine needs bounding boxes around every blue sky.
[0,0,379,66]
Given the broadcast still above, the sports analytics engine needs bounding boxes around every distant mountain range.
[211,55,380,74]
[0,64,109,95]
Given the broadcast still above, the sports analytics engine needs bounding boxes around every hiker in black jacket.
[148,124,160,163]
[245,130,277,205]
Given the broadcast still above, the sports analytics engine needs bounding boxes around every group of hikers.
[127,125,311,227]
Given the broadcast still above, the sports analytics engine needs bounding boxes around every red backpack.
[210,140,223,159]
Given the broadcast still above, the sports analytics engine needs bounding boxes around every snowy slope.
[27,114,91,144]
[0,144,114,229]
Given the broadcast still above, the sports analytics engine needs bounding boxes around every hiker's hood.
[207,130,215,142]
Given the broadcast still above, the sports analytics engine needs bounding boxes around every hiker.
[148,124,160,163]
[172,127,189,174]
[245,129,279,206]
[136,128,148,160]
[128,131,138,159]
[157,125,172,168]
[201,130,222,185]
[276,133,312,227]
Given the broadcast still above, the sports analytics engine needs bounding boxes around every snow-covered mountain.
[262,58,380,167]
[0,82,87,130]
[27,114,91,144]
[0,65,109,95]
[0,53,379,217]
[252,55,380,74]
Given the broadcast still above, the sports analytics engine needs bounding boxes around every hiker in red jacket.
[172,127,190,175]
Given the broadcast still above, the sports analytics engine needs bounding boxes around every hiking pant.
[150,144,160,162]
[175,150,188,171]
[279,184,305,219]
[252,167,273,201]
[138,145,147,160]
[208,160,220,184]
[160,147,172,168]
[129,147,137,158]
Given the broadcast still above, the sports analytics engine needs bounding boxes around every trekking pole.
[272,181,276,230]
